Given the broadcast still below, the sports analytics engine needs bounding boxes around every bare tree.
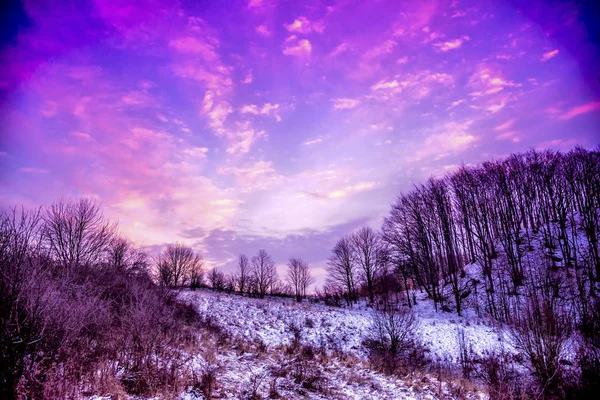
[286,257,315,302]
[352,226,382,304]
[156,243,204,287]
[107,236,148,275]
[42,198,116,272]
[237,254,250,294]
[251,249,277,298]
[326,236,358,305]
[208,267,225,290]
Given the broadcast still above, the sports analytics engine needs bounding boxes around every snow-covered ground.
[179,288,514,364]
[172,288,509,399]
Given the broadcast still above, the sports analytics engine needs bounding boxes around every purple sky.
[1,0,599,286]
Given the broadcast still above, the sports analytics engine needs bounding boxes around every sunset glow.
[1,0,599,283]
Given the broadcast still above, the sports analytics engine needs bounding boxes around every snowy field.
[179,288,514,363]
[170,288,518,399]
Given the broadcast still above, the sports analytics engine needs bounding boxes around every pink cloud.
[558,101,600,120]
[327,181,378,199]
[226,128,266,155]
[202,91,233,134]
[371,80,399,91]
[71,131,95,142]
[218,160,283,191]
[240,103,281,120]
[256,24,271,36]
[302,137,323,146]
[541,49,559,61]
[433,38,464,52]
[282,37,312,57]
[248,0,266,9]
[364,40,397,58]
[332,98,360,109]
[284,16,324,34]
[40,101,57,117]
[494,119,515,131]
[169,37,219,61]
[495,131,520,142]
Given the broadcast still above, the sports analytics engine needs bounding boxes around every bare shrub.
[289,345,327,395]
[510,293,571,396]
[365,305,417,374]
[245,370,267,400]
[1,201,203,398]
[457,328,475,379]
[477,350,521,400]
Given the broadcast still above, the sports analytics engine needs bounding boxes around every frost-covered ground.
[179,288,514,363]
[173,288,502,399]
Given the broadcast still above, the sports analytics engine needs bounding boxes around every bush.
[364,305,419,374]
[0,202,203,398]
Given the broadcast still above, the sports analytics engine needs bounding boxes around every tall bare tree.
[286,257,315,302]
[237,254,250,294]
[326,236,358,305]
[251,249,277,298]
[352,226,382,304]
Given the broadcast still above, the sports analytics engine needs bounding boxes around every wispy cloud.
[332,98,360,109]
[559,101,600,120]
[541,49,559,61]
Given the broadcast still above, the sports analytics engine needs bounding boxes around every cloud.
[495,131,520,142]
[70,131,95,142]
[332,98,360,109]
[248,0,266,9]
[330,42,349,57]
[183,147,209,158]
[240,103,281,121]
[433,37,465,52]
[40,101,58,117]
[20,167,49,174]
[494,119,515,131]
[242,72,253,84]
[218,160,283,191]
[201,91,233,134]
[226,128,266,155]
[558,101,600,120]
[364,40,396,58]
[256,24,271,36]
[541,49,559,61]
[283,36,312,57]
[284,16,324,34]
[326,182,378,199]
[302,137,323,146]
[169,37,219,61]
[371,80,399,91]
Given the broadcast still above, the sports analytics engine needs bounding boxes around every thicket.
[0,199,203,398]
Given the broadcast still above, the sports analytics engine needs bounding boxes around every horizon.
[1,0,599,289]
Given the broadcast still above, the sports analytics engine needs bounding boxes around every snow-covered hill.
[175,288,502,399]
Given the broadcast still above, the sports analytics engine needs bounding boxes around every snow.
[172,288,505,399]
[179,288,514,364]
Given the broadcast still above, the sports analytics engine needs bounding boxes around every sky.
[1,0,599,287]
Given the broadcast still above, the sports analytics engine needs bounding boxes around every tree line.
[157,244,315,302]
[323,146,600,397]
